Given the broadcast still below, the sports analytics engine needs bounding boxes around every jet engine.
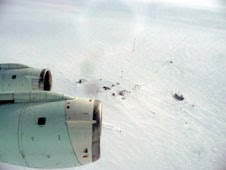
[0,63,52,91]
[0,64,102,169]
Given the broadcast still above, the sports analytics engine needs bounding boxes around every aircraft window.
[38,117,46,126]
[12,75,16,79]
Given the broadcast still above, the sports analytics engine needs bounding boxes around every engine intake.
[92,100,102,162]
[39,69,52,91]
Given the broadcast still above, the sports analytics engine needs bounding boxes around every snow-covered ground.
[0,0,226,170]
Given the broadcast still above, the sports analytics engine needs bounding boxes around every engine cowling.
[0,63,52,91]
[0,92,102,169]
[66,99,102,165]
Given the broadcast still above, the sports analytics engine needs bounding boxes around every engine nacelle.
[0,64,103,169]
[0,63,52,91]
[0,92,102,169]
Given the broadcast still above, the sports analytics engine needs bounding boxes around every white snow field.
[0,0,226,170]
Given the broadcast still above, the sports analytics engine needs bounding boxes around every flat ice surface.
[0,0,226,170]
